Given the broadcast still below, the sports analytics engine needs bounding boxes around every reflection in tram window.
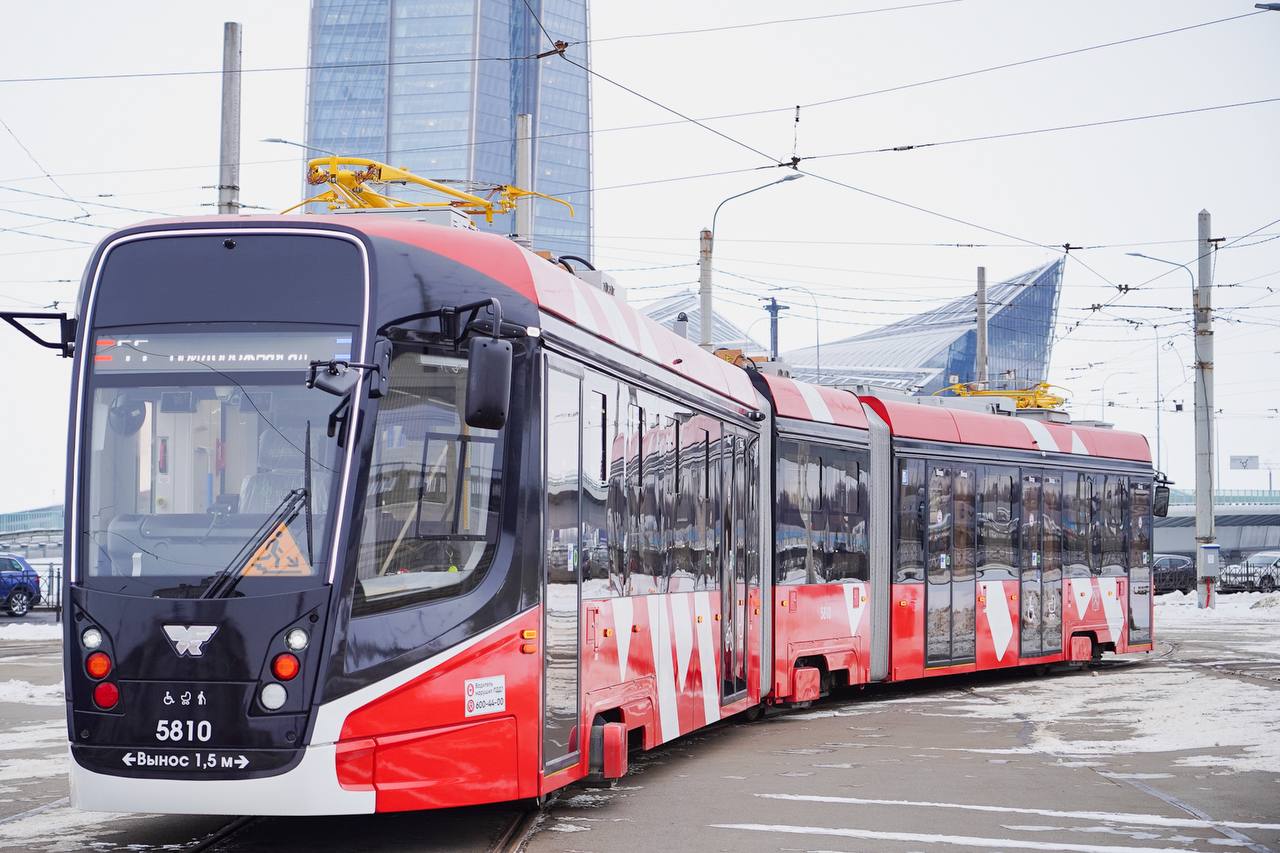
[351,350,503,615]
[978,467,1018,580]
[895,458,926,583]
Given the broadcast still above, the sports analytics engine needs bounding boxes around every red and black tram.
[4,215,1159,815]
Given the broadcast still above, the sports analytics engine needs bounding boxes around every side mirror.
[465,337,512,430]
[1153,484,1170,518]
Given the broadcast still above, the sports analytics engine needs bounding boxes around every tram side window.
[978,466,1018,580]
[582,388,614,599]
[623,403,644,596]
[1063,472,1090,577]
[775,439,814,584]
[824,450,868,583]
[1088,473,1104,573]
[1101,476,1128,576]
[605,396,628,598]
[895,458,925,583]
[1043,473,1063,578]
[351,348,504,616]
[1129,480,1152,569]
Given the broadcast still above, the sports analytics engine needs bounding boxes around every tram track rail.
[186,815,258,852]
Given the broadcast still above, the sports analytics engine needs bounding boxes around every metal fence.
[32,565,62,612]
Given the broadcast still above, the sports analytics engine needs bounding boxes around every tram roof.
[118,216,761,409]
[758,374,870,431]
[860,395,1152,464]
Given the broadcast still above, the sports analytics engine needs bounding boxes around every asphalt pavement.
[0,595,1276,852]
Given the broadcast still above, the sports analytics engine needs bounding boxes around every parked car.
[1153,553,1195,595]
[1218,551,1280,593]
[0,553,42,616]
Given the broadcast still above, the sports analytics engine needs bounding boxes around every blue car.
[0,554,42,617]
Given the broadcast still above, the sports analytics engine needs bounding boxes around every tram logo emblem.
[163,625,219,657]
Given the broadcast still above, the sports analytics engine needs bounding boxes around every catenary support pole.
[763,297,789,361]
[975,266,988,386]
[1194,209,1217,609]
[514,113,534,248]
[699,228,713,349]
[217,22,242,216]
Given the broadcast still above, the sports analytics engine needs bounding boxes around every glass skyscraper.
[306,0,592,259]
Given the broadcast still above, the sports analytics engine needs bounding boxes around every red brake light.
[272,653,300,681]
[93,682,119,709]
[85,652,112,680]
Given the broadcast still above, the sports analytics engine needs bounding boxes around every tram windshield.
[79,326,354,596]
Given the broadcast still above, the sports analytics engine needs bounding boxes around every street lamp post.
[1127,252,1196,473]
[699,172,803,350]
[1092,370,1136,421]
[261,137,340,156]
[773,285,821,383]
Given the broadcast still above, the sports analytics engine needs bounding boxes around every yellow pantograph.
[281,156,574,223]
[933,381,1068,410]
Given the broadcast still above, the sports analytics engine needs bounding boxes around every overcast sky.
[0,0,1276,513]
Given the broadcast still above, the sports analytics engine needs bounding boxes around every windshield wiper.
[200,488,308,600]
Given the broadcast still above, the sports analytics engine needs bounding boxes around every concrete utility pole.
[1194,209,1218,609]
[762,297,789,360]
[217,22,242,216]
[514,113,534,248]
[974,265,988,386]
[698,228,714,349]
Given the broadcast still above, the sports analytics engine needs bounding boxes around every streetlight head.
[261,137,287,144]
[779,172,803,183]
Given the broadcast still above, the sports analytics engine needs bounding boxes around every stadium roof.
[638,290,765,352]
[783,258,1064,393]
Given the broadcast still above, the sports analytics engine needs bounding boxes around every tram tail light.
[85,652,112,680]
[520,643,538,654]
[93,681,119,710]
[271,653,301,681]
[520,629,537,640]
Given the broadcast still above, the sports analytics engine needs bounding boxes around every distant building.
[782,258,1064,393]
[1154,490,1280,562]
[639,291,766,352]
[305,0,592,259]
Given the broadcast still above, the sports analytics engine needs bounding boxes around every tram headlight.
[81,628,103,650]
[259,683,287,711]
[285,628,309,651]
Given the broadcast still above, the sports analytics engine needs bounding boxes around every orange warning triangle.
[242,523,313,577]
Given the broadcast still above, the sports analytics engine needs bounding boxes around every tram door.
[925,465,977,666]
[1042,475,1063,653]
[543,365,582,771]
[1020,473,1044,657]
[721,431,749,702]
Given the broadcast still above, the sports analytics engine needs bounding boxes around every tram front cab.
[62,219,542,814]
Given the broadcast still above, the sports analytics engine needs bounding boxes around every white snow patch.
[0,721,64,751]
[0,623,62,641]
[0,754,66,782]
[939,666,1280,773]
[1100,772,1175,780]
[550,822,591,832]
[0,679,63,706]
[0,804,148,845]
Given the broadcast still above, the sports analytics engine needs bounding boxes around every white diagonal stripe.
[1021,418,1059,453]
[793,381,833,423]
[693,591,720,725]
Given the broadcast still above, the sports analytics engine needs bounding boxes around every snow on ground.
[0,623,62,642]
[0,679,62,706]
[1156,590,1280,623]
[955,665,1280,773]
